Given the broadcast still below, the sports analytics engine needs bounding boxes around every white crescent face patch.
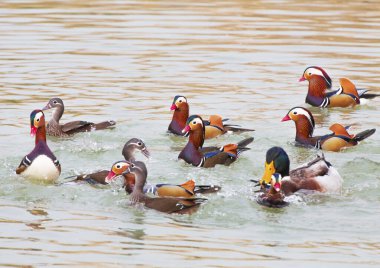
[305,67,324,77]
[176,96,187,105]
[289,107,314,128]
[190,117,203,127]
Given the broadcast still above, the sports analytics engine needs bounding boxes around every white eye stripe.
[177,97,187,103]
[306,68,324,77]
[291,108,314,129]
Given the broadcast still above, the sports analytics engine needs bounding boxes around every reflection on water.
[1,0,380,266]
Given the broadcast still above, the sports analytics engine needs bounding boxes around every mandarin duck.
[105,160,221,197]
[116,161,207,214]
[42,97,116,137]
[179,115,254,167]
[256,174,289,208]
[16,110,61,182]
[67,138,150,185]
[282,107,376,151]
[169,95,254,139]
[299,66,379,107]
[258,146,343,196]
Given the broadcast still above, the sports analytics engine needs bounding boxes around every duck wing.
[290,155,330,180]
[144,197,207,214]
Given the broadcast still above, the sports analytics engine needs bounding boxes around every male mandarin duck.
[179,115,254,167]
[112,161,207,214]
[16,110,61,182]
[68,138,150,185]
[168,95,254,139]
[42,97,116,137]
[282,107,376,151]
[105,160,221,197]
[256,174,289,208]
[299,66,379,107]
[259,147,343,196]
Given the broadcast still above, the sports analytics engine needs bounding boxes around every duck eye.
[131,164,135,168]
[116,165,121,169]
[179,100,182,103]
[308,72,311,75]
[137,142,142,146]
[293,111,298,115]
[53,101,57,104]
[192,121,196,124]
[36,118,40,122]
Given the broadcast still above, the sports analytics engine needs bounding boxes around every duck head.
[282,107,315,138]
[42,97,65,121]
[299,66,332,89]
[170,95,188,111]
[30,109,46,137]
[260,147,290,186]
[122,138,150,160]
[270,173,283,192]
[182,115,205,148]
[105,160,131,183]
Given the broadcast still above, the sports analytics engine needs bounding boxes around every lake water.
[1,0,379,267]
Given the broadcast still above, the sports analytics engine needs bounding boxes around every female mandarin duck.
[42,97,116,137]
[16,110,61,182]
[259,147,343,196]
[299,66,379,107]
[257,174,289,208]
[105,160,221,197]
[69,138,150,185]
[112,161,207,214]
[282,107,376,151]
[179,115,254,167]
[168,95,254,139]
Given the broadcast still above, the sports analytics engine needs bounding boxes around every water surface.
[1,0,380,267]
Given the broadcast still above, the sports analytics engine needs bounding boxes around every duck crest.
[306,75,329,106]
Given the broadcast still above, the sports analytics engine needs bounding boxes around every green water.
[0,0,379,267]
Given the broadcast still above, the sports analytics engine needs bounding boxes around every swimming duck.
[168,95,254,139]
[16,110,61,182]
[259,146,343,196]
[68,138,150,185]
[105,160,221,197]
[256,173,289,208]
[42,97,116,137]
[179,115,254,167]
[282,107,376,151]
[299,66,379,107]
[116,161,207,214]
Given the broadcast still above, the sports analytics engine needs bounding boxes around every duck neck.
[294,117,314,140]
[35,126,47,145]
[189,128,205,149]
[308,75,328,99]
[269,186,279,195]
[52,105,64,123]
[122,147,135,162]
[123,173,136,194]
[171,103,189,129]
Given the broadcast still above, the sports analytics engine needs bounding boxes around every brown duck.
[179,115,254,167]
[119,161,207,214]
[256,173,288,208]
[282,107,376,151]
[299,66,379,107]
[106,160,221,197]
[42,97,116,137]
[168,95,254,139]
[65,138,150,185]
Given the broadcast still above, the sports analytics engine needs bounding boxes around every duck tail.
[93,120,116,130]
[224,125,255,133]
[354,128,376,142]
[194,185,221,194]
[237,137,254,148]
[357,88,380,99]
